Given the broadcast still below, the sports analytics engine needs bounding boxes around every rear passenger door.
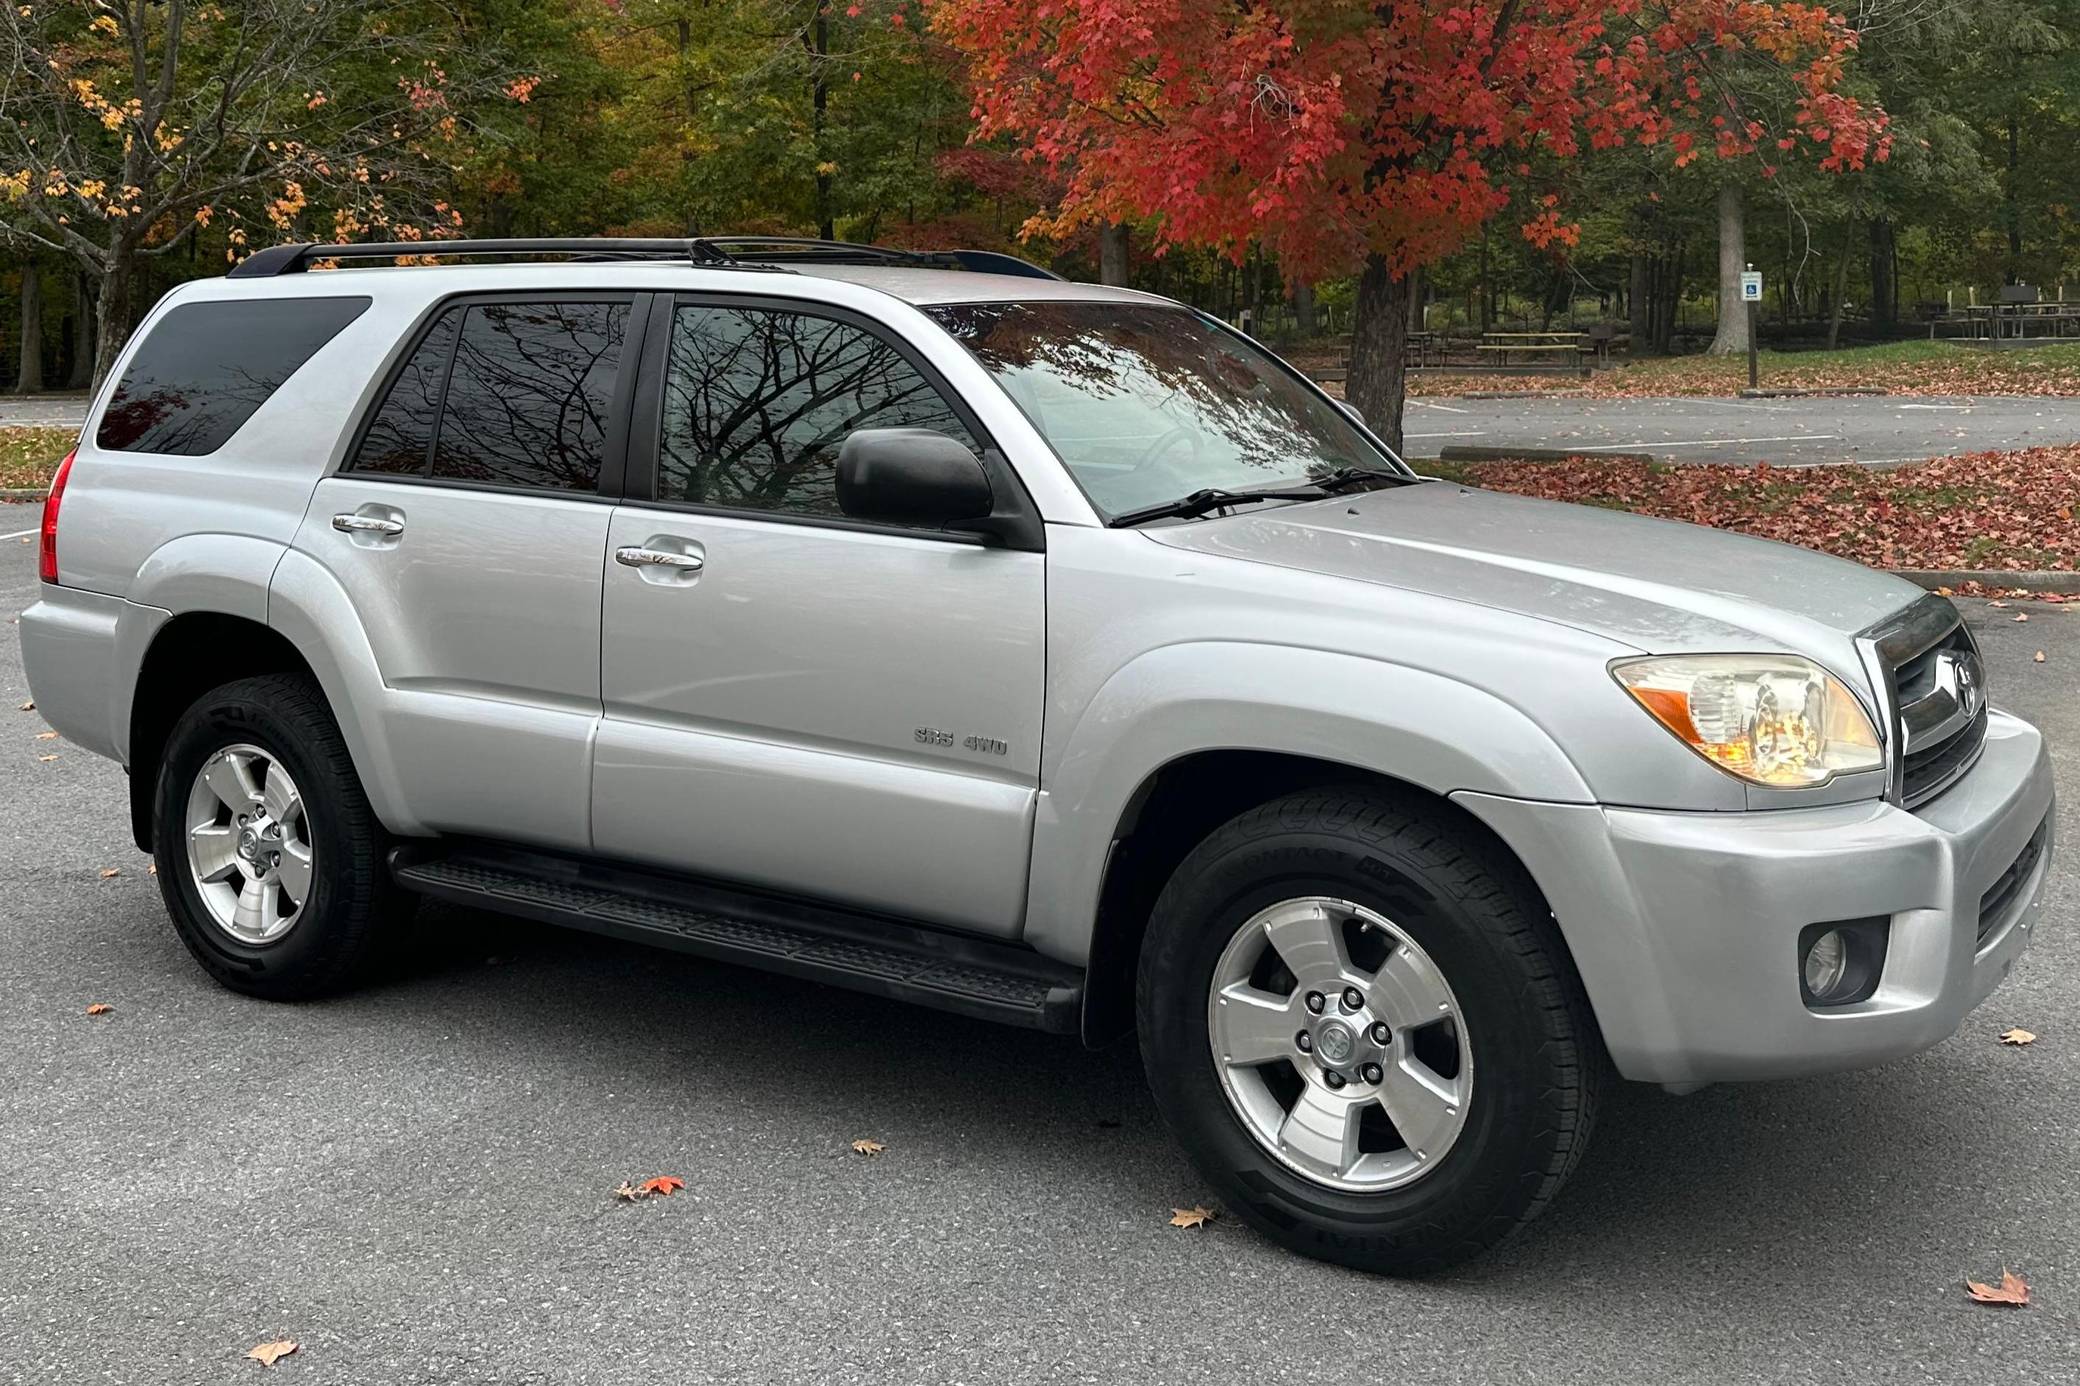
[300,293,646,851]
[592,296,1045,936]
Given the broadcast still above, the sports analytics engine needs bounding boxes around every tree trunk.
[1705,183,1749,356]
[1869,217,1896,334]
[1825,231,1852,349]
[1293,278,1316,338]
[15,264,43,394]
[1628,253,1653,355]
[1097,223,1129,286]
[92,258,133,389]
[1349,254,1411,455]
[1477,228,1493,334]
[2006,111,2022,274]
[809,14,833,240]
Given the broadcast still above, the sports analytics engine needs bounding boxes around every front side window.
[927,301,1395,520]
[97,296,370,455]
[657,304,977,518]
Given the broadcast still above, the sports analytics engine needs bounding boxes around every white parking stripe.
[1,528,38,542]
[1405,431,1488,439]
[1411,400,1471,413]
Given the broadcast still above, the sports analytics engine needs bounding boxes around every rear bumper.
[19,584,164,765]
[1458,708,2055,1086]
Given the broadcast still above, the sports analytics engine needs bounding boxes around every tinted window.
[348,308,460,476]
[658,305,976,517]
[97,297,370,455]
[430,301,629,492]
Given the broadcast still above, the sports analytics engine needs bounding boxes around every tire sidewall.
[153,685,353,989]
[1141,825,1569,1269]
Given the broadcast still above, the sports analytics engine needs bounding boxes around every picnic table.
[1477,331,1585,366]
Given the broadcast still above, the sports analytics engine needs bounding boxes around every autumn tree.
[0,0,521,382]
[932,0,1889,450]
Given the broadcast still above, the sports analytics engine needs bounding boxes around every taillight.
[39,449,74,584]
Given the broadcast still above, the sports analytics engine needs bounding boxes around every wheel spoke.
[1211,984,1301,1067]
[188,823,242,884]
[1368,939,1458,1030]
[276,839,313,906]
[261,761,301,825]
[1375,1057,1464,1163]
[202,753,263,815]
[1259,900,1353,989]
[1277,1081,1360,1180]
[232,877,280,938]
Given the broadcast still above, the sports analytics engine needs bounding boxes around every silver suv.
[22,237,2055,1273]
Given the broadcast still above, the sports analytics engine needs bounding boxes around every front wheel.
[153,673,403,1000]
[1136,787,1606,1274]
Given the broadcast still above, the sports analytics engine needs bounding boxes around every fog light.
[1802,929,1849,1000]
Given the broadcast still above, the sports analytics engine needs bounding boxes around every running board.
[388,845,1083,1033]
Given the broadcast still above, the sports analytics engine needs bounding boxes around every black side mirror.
[836,428,995,527]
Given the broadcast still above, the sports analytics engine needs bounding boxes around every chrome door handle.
[615,546,704,571]
[333,513,405,537]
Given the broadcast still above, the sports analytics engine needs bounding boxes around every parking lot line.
[1575,435,1840,450]
[1,528,39,542]
[1405,430,1488,439]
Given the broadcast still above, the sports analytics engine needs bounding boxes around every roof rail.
[225,234,1065,281]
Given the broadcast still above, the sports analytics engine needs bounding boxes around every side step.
[389,844,1084,1034]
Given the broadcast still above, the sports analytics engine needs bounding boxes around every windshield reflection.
[928,302,1399,520]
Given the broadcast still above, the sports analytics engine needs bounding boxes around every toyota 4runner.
[21,236,2056,1273]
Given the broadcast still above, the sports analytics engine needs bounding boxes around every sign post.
[1741,266,1764,391]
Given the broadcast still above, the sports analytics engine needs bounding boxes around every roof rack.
[226,235,1064,281]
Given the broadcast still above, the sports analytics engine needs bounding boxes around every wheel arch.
[1077,749,1569,1047]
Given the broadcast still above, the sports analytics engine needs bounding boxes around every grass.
[0,428,75,491]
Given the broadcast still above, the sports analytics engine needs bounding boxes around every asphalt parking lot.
[3,533,2078,1384]
[1407,392,2080,466]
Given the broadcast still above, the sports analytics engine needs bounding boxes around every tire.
[152,672,403,1000]
[1136,785,1605,1274]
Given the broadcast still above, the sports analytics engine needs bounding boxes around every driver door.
[591,297,1045,936]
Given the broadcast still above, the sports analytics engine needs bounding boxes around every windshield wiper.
[1307,464,1408,493]
[1107,486,1331,529]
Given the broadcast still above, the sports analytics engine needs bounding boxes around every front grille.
[1869,602,1987,810]
[1903,705,1988,807]
[1978,815,2050,944]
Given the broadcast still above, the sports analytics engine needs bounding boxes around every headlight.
[1611,654,1883,788]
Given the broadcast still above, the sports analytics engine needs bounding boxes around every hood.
[1143,480,1929,682]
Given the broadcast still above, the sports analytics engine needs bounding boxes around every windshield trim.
[923,299,1418,523]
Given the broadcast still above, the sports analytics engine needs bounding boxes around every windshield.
[926,301,1404,521]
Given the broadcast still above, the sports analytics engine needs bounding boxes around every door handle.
[333,513,406,537]
[615,546,704,571]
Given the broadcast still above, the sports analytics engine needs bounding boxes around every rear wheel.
[1136,786,1605,1273]
[153,673,403,1000]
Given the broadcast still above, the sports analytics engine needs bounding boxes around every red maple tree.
[930,0,1889,449]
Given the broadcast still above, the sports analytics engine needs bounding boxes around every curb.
[1442,389,1593,401]
[1437,445,1654,465]
[1893,569,2080,595]
[1737,386,1890,398]
[1,489,45,502]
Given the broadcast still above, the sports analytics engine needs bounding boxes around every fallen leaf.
[1964,1269,2030,1307]
[850,1138,886,1157]
[17,700,32,712]
[35,730,57,740]
[2014,613,2030,622]
[85,1003,113,1016]
[38,754,57,763]
[147,862,157,875]
[1169,1205,1217,1229]
[99,868,120,879]
[1990,600,2009,608]
[1934,586,1954,596]
[636,1175,685,1197]
[2035,651,2047,663]
[2000,1027,2037,1046]
[246,1339,300,1366]
[612,1181,639,1202]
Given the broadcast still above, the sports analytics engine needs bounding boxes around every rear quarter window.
[96,296,372,455]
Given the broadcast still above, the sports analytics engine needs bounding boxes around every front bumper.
[1457,708,2055,1086]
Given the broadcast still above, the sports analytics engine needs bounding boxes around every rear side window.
[96,297,370,455]
[347,299,629,494]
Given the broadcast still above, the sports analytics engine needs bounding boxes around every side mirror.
[836,428,995,527]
